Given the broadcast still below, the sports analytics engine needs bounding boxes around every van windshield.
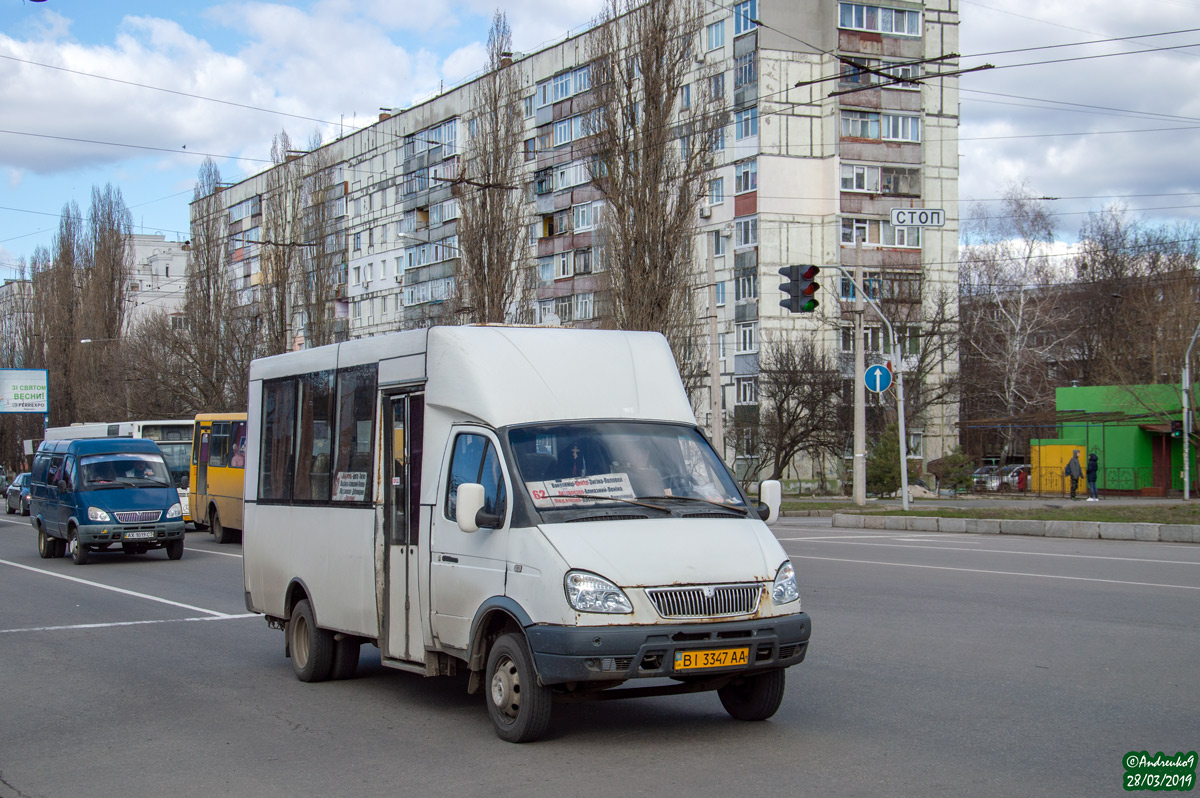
[508,422,745,518]
[79,454,172,489]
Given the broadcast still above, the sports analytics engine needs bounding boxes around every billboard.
[0,369,49,413]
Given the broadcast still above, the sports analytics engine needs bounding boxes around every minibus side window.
[32,454,49,484]
[332,364,376,503]
[260,378,298,502]
[445,434,506,520]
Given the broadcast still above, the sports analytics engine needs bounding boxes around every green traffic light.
[800,298,818,312]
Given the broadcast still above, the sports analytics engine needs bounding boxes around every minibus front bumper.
[76,521,186,546]
[524,612,811,685]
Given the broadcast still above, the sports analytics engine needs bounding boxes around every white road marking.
[0,614,257,635]
[787,539,1200,566]
[792,554,1200,591]
[0,558,237,617]
[186,547,243,559]
[777,534,942,541]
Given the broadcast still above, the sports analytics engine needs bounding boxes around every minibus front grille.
[646,584,762,619]
[115,510,162,523]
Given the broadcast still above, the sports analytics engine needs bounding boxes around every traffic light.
[1171,420,1183,439]
[779,265,820,313]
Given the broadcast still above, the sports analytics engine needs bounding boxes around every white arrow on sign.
[890,208,946,227]
[865,364,892,393]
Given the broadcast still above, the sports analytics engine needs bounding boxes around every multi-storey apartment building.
[198,0,959,477]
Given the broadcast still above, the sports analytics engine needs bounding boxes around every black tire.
[69,529,89,566]
[485,632,552,743]
[288,599,334,682]
[329,637,361,680]
[211,508,232,544]
[165,539,184,560]
[6,501,14,514]
[37,528,55,559]
[718,668,786,721]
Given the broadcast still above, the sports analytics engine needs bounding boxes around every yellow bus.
[189,413,247,544]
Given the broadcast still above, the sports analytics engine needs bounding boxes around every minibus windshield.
[79,454,172,489]
[508,422,745,516]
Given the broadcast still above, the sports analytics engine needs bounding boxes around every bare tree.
[33,202,84,425]
[455,11,530,324]
[587,0,722,375]
[959,183,1068,461]
[296,144,344,347]
[260,130,306,355]
[74,184,134,420]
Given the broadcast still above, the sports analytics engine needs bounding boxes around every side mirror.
[756,479,781,524]
[455,483,502,533]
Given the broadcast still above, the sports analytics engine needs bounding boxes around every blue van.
[31,438,186,565]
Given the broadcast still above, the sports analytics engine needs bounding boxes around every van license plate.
[124,530,153,539]
[674,647,749,671]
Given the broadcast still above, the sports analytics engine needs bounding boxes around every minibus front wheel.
[485,632,552,743]
[68,529,89,566]
[717,667,786,721]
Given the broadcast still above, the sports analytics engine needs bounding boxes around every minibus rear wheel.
[718,668,786,721]
[485,633,552,743]
[211,507,232,544]
[37,528,55,558]
[289,599,334,682]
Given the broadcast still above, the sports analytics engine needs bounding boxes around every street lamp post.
[1184,321,1200,500]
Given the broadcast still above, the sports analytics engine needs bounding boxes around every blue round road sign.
[865,364,892,393]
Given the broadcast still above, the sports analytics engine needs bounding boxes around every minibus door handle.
[441,555,459,563]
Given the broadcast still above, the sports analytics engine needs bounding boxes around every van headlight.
[166,503,182,520]
[564,571,633,614]
[772,561,800,605]
[87,507,111,522]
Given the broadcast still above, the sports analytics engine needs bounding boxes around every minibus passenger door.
[383,393,423,663]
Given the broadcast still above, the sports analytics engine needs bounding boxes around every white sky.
[1,0,1199,275]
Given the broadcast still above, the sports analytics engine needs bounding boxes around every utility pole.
[853,249,866,506]
[1184,320,1200,500]
[706,232,724,460]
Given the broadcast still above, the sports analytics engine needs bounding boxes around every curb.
[829,513,1200,543]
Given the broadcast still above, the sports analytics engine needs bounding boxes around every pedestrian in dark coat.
[1065,450,1083,499]
[1086,453,1099,501]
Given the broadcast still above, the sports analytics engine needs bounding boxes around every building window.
[538,257,554,283]
[553,72,572,102]
[536,80,552,107]
[524,95,535,118]
[573,203,593,231]
[736,322,757,353]
[712,230,727,256]
[734,107,758,140]
[882,113,921,142]
[353,232,362,251]
[680,84,691,110]
[556,252,573,279]
[840,110,880,139]
[575,248,593,275]
[709,73,725,101]
[715,281,726,306]
[574,292,594,320]
[574,65,591,94]
[707,20,725,50]
[838,3,922,36]
[735,160,757,193]
[554,118,572,147]
[887,223,922,248]
[555,295,574,323]
[735,216,757,248]
[908,429,924,459]
[524,138,536,161]
[735,376,758,405]
[840,273,881,300]
[735,269,757,300]
[734,52,756,88]
[734,0,758,34]
[708,177,724,205]
[841,217,878,245]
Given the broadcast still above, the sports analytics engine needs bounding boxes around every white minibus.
[242,326,810,742]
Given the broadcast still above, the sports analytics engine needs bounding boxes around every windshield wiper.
[633,495,750,516]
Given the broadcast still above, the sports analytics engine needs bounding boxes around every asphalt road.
[1,514,1197,797]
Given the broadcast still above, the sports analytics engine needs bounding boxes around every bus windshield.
[508,421,745,516]
[79,454,172,489]
[157,441,191,489]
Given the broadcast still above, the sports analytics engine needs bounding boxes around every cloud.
[441,42,488,85]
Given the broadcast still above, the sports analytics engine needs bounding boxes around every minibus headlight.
[87,507,111,522]
[564,571,633,614]
[772,561,800,605]
[166,503,182,520]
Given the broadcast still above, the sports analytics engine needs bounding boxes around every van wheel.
[485,633,552,743]
[211,509,232,544]
[165,539,184,560]
[289,599,333,682]
[37,529,55,558]
[718,668,786,721]
[69,530,89,565]
[6,502,13,514]
[329,638,361,680]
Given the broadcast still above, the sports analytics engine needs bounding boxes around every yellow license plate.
[674,647,750,671]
